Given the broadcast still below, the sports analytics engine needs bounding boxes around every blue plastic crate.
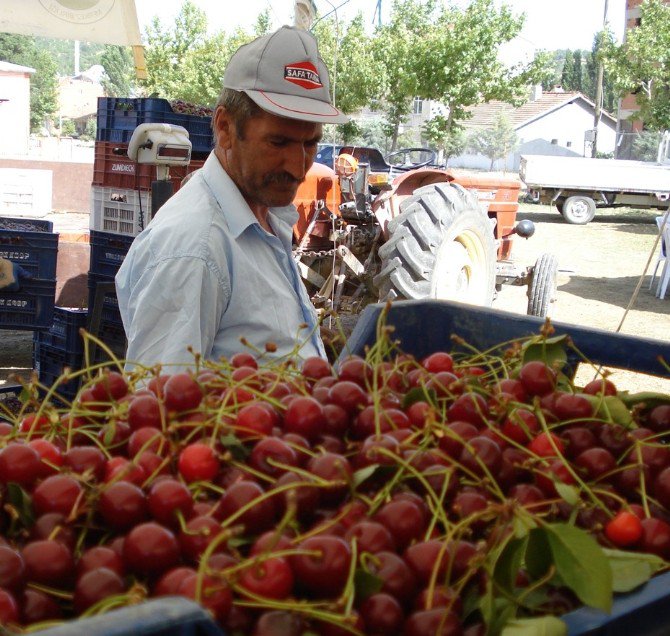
[33,596,224,636]
[343,300,670,634]
[36,307,89,354]
[0,278,56,330]
[96,97,215,154]
[0,216,59,279]
[33,340,82,401]
[87,271,122,321]
[89,230,134,279]
[342,299,670,379]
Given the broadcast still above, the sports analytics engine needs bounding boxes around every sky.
[135,0,628,53]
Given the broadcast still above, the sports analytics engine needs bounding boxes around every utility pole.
[591,0,609,158]
[373,0,382,28]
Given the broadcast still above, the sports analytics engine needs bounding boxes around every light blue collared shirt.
[115,152,325,371]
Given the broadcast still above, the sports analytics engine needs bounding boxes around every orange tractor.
[291,147,557,318]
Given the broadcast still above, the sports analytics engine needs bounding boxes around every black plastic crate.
[89,230,134,279]
[96,97,214,154]
[0,278,56,330]
[87,272,121,321]
[0,216,59,279]
[36,307,89,354]
[33,340,83,401]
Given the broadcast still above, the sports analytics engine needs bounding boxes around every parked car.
[314,143,343,168]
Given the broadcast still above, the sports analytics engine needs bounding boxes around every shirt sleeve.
[120,255,229,372]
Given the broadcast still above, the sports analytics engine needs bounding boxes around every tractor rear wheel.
[374,182,497,306]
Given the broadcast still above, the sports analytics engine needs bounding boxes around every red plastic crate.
[92,142,206,192]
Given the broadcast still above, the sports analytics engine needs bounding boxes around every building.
[618,0,670,134]
[0,60,35,155]
[448,89,617,171]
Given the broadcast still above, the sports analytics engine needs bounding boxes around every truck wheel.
[527,253,558,318]
[561,196,596,225]
[374,182,496,306]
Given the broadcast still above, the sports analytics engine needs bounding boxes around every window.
[412,97,423,115]
[566,141,572,148]
[551,139,558,145]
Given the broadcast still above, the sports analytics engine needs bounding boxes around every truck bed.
[520,154,670,194]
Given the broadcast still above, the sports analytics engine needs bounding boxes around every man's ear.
[213,106,234,149]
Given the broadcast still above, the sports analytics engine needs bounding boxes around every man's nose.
[284,146,309,181]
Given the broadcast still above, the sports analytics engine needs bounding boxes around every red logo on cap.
[284,61,322,90]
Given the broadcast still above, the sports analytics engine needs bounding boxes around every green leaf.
[554,481,581,506]
[617,391,670,411]
[604,548,666,593]
[481,596,518,635]
[521,336,569,370]
[401,386,437,409]
[501,615,568,636]
[494,536,529,592]
[582,395,634,427]
[354,568,383,601]
[526,528,552,581]
[352,464,380,488]
[219,433,248,461]
[6,482,34,527]
[512,508,539,538]
[544,523,612,612]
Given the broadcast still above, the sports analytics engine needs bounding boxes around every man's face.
[215,108,322,208]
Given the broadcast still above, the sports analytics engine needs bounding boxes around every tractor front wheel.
[374,182,497,306]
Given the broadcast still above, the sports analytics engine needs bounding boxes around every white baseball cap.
[223,26,349,124]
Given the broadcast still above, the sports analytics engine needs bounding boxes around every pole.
[592,0,609,158]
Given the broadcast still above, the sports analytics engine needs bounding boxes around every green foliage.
[422,116,466,163]
[602,0,670,130]
[101,45,136,97]
[467,113,519,170]
[81,116,97,141]
[631,130,665,160]
[60,118,76,137]
[254,10,272,37]
[34,38,104,76]
[0,33,59,132]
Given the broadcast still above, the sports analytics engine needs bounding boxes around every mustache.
[262,172,304,188]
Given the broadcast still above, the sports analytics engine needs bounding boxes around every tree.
[602,0,670,130]
[142,0,209,100]
[313,12,384,138]
[467,113,518,171]
[141,0,255,106]
[422,116,466,165]
[0,33,58,132]
[101,45,136,97]
[371,0,437,150]
[415,0,553,133]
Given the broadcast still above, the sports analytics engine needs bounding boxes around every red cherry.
[123,522,180,576]
[77,546,125,577]
[518,361,557,396]
[128,394,164,430]
[148,478,194,527]
[22,540,74,585]
[583,378,617,396]
[301,356,333,381]
[234,402,276,440]
[290,535,352,598]
[0,588,19,625]
[528,432,564,458]
[0,443,41,486]
[0,547,25,592]
[74,567,125,614]
[422,351,454,373]
[32,474,83,518]
[178,443,219,482]
[605,511,643,547]
[163,373,203,412]
[239,556,294,599]
[284,396,324,442]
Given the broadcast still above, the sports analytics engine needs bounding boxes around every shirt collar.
[202,152,299,239]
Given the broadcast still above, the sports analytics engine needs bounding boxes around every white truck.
[519,131,670,224]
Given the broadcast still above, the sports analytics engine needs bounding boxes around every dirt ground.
[1,205,669,396]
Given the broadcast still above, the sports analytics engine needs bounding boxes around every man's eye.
[270,139,288,147]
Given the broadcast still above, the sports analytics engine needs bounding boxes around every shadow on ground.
[559,274,670,314]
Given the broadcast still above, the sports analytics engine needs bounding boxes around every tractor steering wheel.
[384,147,437,171]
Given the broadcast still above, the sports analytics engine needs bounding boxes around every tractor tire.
[374,182,497,306]
[527,253,558,318]
[561,196,596,225]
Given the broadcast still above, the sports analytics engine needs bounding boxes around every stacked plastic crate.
[0,218,62,398]
[88,97,213,364]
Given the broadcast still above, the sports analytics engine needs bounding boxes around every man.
[115,26,348,370]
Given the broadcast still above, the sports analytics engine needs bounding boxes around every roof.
[463,91,617,130]
[0,60,35,74]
